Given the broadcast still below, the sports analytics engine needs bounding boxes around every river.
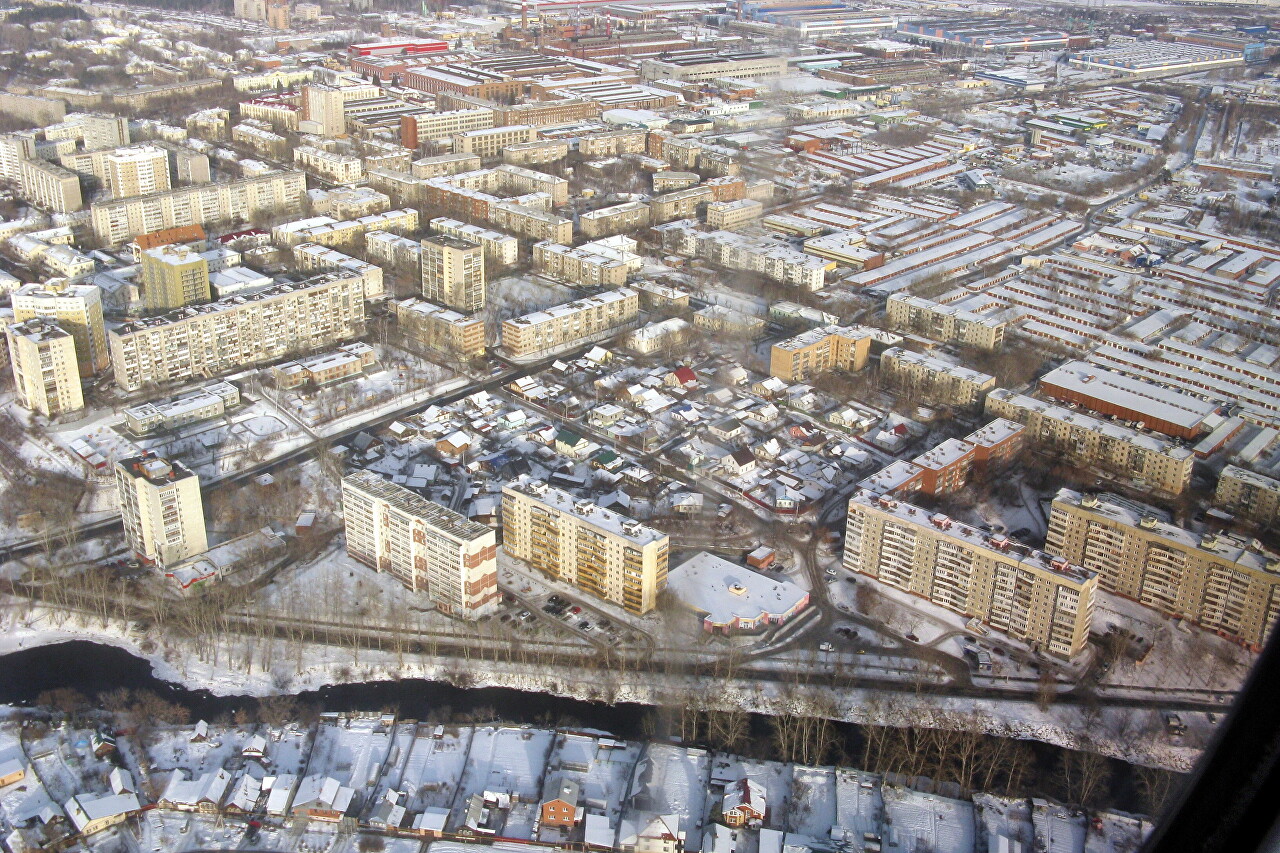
[0,640,1151,812]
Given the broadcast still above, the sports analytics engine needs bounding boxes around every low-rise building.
[886,293,1007,351]
[533,236,641,287]
[770,325,874,382]
[986,388,1195,495]
[580,200,651,239]
[123,382,240,435]
[881,347,996,409]
[706,198,763,230]
[395,298,487,360]
[502,288,639,358]
[669,551,809,634]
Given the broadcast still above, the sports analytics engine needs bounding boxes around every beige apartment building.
[844,491,1097,658]
[532,236,640,287]
[887,293,1007,351]
[1046,489,1280,649]
[502,479,668,614]
[881,347,996,409]
[105,145,171,199]
[489,201,573,244]
[342,471,499,619]
[985,389,1195,495]
[412,153,483,178]
[294,146,363,184]
[502,288,639,359]
[580,201,650,240]
[1215,465,1280,528]
[649,185,715,225]
[394,298,487,360]
[430,217,518,267]
[109,272,366,391]
[421,235,486,313]
[115,454,207,568]
[293,243,385,300]
[706,198,763,230]
[91,171,306,247]
[12,283,109,375]
[769,325,874,382]
[6,319,84,417]
[501,139,569,167]
[140,244,211,313]
[18,159,83,213]
[577,129,648,158]
[453,125,538,158]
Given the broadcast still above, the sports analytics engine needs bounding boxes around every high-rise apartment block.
[502,479,669,614]
[302,84,347,137]
[140,244,211,312]
[843,491,1097,658]
[12,283,109,375]
[105,145,171,199]
[90,171,306,246]
[18,159,83,213]
[6,319,84,417]
[109,273,366,391]
[1046,489,1280,649]
[421,235,485,313]
[341,471,498,619]
[115,454,207,568]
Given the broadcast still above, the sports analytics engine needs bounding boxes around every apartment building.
[532,236,641,287]
[1046,489,1280,649]
[706,199,764,230]
[91,171,307,247]
[453,125,539,158]
[140,244,211,313]
[412,153,483,178]
[886,293,1007,351]
[844,491,1097,657]
[123,382,240,435]
[301,84,347,137]
[985,388,1195,495]
[115,454,207,568]
[649,185,715,225]
[577,129,648,158]
[293,243,385,300]
[12,283,108,375]
[502,140,570,167]
[6,319,83,417]
[294,146,363,184]
[343,471,498,618]
[421,235,486,313]
[502,288,639,359]
[769,325,874,382]
[108,272,366,391]
[881,347,996,409]
[365,229,423,270]
[105,145,171,199]
[490,201,573,244]
[502,479,668,614]
[664,225,829,291]
[430,217,518,267]
[580,201,650,239]
[394,298,487,360]
[18,159,83,213]
[1215,465,1280,528]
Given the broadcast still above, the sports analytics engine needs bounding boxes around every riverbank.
[0,616,1207,774]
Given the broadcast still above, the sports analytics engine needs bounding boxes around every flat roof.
[669,551,808,627]
[345,470,491,543]
[1039,360,1217,430]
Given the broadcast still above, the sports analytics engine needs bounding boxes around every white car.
[819,642,834,652]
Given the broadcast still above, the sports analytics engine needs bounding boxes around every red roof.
[673,366,697,385]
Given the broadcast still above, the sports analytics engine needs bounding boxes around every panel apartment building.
[501,288,639,359]
[880,347,996,409]
[115,454,207,568]
[1046,489,1280,649]
[6,319,84,417]
[1215,465,1280,528]
[91,171,306,246]
[502,479,668,615]
[985,388,1195,495]
[844,491,1097,657]
[769,325,875,382]
[108,272,366,391]
[12,283,109,375]
[342,471,498,619]
[886,293,1007,351]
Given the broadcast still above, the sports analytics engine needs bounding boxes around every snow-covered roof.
[669,552,809,629]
